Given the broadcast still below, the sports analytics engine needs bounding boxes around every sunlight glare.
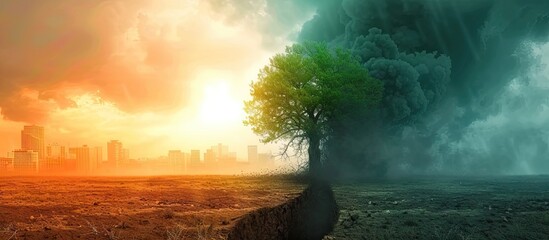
[199,81,243,125]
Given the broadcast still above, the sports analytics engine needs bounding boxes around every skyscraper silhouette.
[107,140,122,168]
[21,125,44,159]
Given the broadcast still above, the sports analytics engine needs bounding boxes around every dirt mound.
[227,182,339,240]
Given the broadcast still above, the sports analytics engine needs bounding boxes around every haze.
[0,0,314,158]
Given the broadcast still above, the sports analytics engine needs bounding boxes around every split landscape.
[2,0,549,239]
[1,176,549,239]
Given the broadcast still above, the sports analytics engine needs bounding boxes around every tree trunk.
[308,134,321,178]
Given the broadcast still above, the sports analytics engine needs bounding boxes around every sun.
[199,81,243,125]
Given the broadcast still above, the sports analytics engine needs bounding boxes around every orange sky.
[0,0,315,158]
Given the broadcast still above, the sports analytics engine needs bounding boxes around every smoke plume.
[300,0,549,176]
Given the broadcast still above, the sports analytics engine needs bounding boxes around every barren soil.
[328,175,549,240]
[0,176,304,240]
[3,175,548,240]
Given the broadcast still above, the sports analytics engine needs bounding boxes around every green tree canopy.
[244,42,383,177]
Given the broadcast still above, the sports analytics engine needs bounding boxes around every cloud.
[0,0,269,123]
[299,0,549,175]
[429,43,549,175]
[0,0,136,122]
[1,88,54,123]
[205,0,318,48]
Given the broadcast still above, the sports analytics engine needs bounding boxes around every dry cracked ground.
[0,176,304,240]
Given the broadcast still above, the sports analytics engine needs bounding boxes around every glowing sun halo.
[199,81,243,125]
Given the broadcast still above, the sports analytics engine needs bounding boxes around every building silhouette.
[122,148,130,166]
[46,144,66,159]
[68,145,103,175]
[13,150,38,173]
[168,150,185,173]
[107,140,123,168]
[0,157,12,174]
[248,145,258,163]
[216,143,228,162]
[21,125,44,159]
[70,145,90,174]
[43,144,66,173]
[91,146,102,171]
[190,150,201,165]
[204,149,216,164]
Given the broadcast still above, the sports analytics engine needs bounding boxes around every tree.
[244,42,383,177]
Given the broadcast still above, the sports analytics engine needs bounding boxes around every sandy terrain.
[0,176,305,240]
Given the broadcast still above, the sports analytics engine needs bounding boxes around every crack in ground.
[228,182,339,240]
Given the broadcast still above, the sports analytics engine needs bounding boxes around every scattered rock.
[350,211,360,221]
[340,211,360,229]
[44,226,52,231]
[93,202,100,206]
[139,220,150,225]
[162,209,175,219]
[392,201,399,205]
[502,216,509,223]
[341,219,354,229]
[115,222,129,229]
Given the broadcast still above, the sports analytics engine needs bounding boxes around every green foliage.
[244,41,383,158]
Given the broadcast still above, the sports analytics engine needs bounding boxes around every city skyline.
[1,124,276,176]
[1,124,277,161]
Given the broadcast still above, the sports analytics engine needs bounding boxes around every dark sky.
[298,0,549,175]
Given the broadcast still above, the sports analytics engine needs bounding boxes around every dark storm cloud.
[299,0,549,175]
[348,28,451,124]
